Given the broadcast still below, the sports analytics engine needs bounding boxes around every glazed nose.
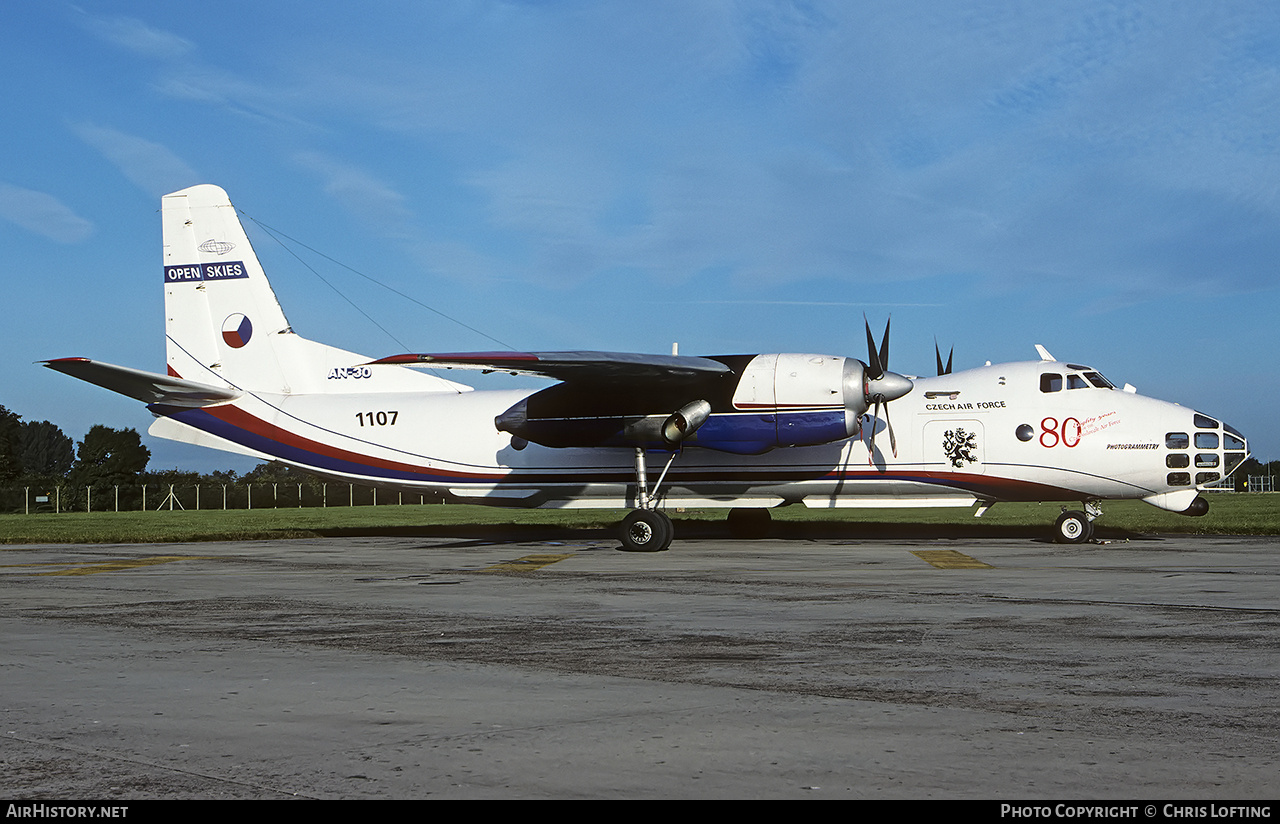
[1166,414,1248,490]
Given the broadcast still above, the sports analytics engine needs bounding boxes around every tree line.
[0,404,415,513]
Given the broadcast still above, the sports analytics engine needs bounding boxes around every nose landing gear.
[1054,502,1102,544]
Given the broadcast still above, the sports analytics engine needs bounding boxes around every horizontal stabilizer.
[370,350,732,383]
[41,358,241,407]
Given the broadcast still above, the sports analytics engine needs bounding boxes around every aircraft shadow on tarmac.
[309,519,1154,546]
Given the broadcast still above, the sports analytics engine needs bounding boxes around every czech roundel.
[221,314,252,348]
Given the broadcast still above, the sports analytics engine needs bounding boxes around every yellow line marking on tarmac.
[911,550,993,569]
[2,556,211,576]
[480,553,576,572]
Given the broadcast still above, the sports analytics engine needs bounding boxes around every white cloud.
[73,7,194,61]
[71,123,201,199]
[0,183,94,244]
[293,152,416,237]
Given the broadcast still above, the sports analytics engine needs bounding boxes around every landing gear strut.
[619,447,677,552]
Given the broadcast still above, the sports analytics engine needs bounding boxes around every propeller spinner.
[862,316,913,460]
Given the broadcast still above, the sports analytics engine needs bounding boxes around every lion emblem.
[943,428,978,467]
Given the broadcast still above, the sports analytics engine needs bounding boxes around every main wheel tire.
[1054,510,1094,544]
[620,510,673,552]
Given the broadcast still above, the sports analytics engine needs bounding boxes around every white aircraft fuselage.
[45,184,1250,548]
[146,354,1244,515]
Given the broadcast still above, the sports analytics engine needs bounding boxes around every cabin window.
[1166,432,1189,449]
[1196,472,1220,485]
[1040,374,1062,392]
[1166,454,1189,469]
[1225,433,1246,450]
[1194,432,1219,449]
[1195,454,1219,468]
[1194,414,1219,429]
[1167,472,1191,486]
[1067,374,1089,390]
[1226,453,1247,473]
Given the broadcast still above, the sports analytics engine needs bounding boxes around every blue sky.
[3,1,1278,472]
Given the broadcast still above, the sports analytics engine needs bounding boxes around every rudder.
[161,184,465,396]
[163,184,296,392]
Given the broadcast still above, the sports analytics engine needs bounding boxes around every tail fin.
[161,184,463,395]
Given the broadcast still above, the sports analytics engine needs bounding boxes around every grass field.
[1,494,1276,545]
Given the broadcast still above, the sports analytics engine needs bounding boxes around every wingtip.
[39,357,93,371]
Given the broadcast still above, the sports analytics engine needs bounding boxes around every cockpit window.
[1194,414,1219,429]
[1047,370,1114,390]
[1084,371,1114,389]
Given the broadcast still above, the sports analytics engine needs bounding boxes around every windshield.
[1083,371,1114,389]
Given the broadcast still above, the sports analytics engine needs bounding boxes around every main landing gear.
[621,508,674,552]
[619,447,677,552]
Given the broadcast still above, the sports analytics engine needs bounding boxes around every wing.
[370,350,733,384]
[41,358,242,407]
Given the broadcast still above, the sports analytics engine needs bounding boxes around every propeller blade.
[865,401,875,465]
[935,339,953,376]
[884,400,898,457]
[861,315,911,464]
[863,315,884,380]
[878,317,891,376]
[866,399,880,465]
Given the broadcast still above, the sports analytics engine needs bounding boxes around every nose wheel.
[1054,505,1099,544]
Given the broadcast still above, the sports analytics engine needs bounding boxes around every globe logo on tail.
[199,239,236,255]
[222,314,252,348]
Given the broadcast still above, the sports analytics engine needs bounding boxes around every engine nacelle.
[493,353,906,455]
[687,354,869,453]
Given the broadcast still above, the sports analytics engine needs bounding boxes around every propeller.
[862,316,914,461]
[935,338,953,376]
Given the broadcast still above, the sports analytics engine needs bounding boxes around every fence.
[3,482,444,514]
[1246,475,1275,493]
[1203,475,1277,493]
